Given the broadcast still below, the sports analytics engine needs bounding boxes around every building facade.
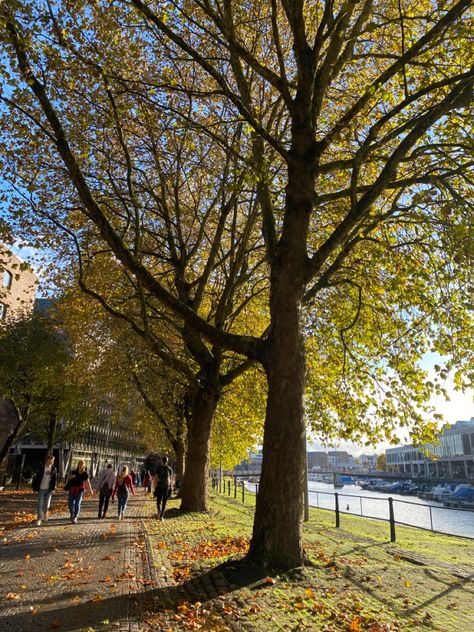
[307,451,329,470]
[386,418,474,481]
[0,246,37,322]
[327,450,355,470]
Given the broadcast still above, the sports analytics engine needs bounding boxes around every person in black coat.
[32,454,57,526]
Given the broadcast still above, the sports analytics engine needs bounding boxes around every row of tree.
[0,0,472,568]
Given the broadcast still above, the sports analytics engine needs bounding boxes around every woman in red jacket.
[111,466,135,520]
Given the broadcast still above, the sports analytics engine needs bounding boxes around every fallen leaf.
[350,617,361,631]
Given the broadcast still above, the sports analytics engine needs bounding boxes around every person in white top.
[96,463,116,519]
[32,454,57,526]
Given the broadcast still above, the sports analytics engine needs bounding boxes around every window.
[0,303,6,320]
[2,269,13,289]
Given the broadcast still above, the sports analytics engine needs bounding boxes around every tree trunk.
[0,402,26,470]
[47,414,57,454]
[247,130,314,568]
[172,433,186,483]
[180,383,219,511]
[247,290,306,568]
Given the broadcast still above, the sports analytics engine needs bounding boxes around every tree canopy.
[0,311,90,464]
[0,0,472,568]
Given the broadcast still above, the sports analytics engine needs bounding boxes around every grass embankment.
[142,488,473,632]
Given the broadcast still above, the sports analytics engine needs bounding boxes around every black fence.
[214,477,474,543]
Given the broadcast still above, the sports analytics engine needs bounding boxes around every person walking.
[32,454,57,526]
[111,466,135,520]
[65,460,93,524]
[96,463,116,519]
[154,456,173,521]
[143,470,152,494]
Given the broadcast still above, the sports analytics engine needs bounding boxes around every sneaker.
[36,519,42,526]
[73,517,78,524]
[43,513,49,523]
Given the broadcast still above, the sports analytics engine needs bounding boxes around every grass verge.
[142,489,473,632]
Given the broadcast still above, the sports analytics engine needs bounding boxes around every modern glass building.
[386,418,474,481]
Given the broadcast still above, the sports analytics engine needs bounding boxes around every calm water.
[307,481,474,538]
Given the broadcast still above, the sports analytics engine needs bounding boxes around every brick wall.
[0,246,37,322]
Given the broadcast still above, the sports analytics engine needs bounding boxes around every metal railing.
[214,478,474,543]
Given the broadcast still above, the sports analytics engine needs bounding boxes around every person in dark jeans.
[32,454,58,526]
[96,463,116,519]
[154,456,173,521]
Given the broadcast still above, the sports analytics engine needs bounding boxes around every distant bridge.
[232,470,469,484]
[232,470,407,481]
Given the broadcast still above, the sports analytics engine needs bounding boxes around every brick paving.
[0,489,160,631]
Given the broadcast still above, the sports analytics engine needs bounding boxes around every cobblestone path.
[0,490,157,631]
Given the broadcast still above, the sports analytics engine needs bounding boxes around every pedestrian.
[32,454,57,526]
[65,460,93,524]
[143,470,152,493]
[153,456,173,521]
[96,463,116,519]
[111,465,135,520]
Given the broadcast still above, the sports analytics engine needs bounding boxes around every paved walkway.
[0,489,158,631]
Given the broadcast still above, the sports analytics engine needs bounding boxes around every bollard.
[241,481,245,503]
[227,480,231,495]
[234,478,237,498]
[335,492,340,527]
[388,497,396,542]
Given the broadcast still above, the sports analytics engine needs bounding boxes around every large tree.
[1,0,472,569]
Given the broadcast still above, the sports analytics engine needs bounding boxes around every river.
[243,479,473,538]
[307,481,474,538]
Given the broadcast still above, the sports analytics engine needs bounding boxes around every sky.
[309,365,473,456]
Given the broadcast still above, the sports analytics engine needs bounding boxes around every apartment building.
[386,418,474,481]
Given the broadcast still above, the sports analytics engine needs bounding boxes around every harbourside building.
[386,418,474,482]
[307,451,329,470]
[327,450,355,470]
